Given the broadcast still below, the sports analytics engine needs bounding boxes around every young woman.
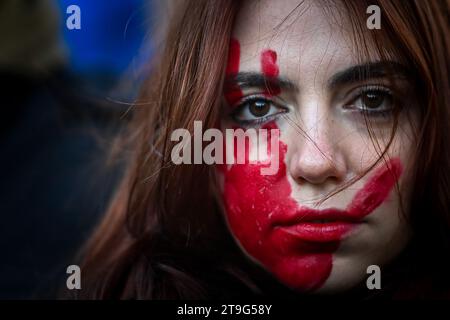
[77,0,450,299]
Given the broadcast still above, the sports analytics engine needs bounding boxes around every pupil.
[363,91,384,109]
[249,101,270,117]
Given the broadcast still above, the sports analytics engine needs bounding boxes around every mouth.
[271,158,403,244]
[273,208,363,243]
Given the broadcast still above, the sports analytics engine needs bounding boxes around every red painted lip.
[273,208,362,243]
[272,158,404,244]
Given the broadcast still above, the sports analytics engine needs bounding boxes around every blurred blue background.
[56,0,153,98]
[58,0,150,78]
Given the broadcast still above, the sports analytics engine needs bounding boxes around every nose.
[288,123,347,186]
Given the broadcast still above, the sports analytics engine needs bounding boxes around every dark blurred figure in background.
[0,0,150,298]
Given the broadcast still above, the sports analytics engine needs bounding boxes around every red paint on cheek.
[224,38,243,106]
[347,159,403,218]
[220,122,333,291]
[260,49,281,96]
[219,126,403,291]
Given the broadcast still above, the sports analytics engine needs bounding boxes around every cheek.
[216,122,405,292]
[216,123,334,291]
[219,125,292,245]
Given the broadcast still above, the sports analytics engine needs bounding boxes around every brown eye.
[231,97,287,124]
[349,87,395,117]
[248,100,270,117]
[361,90,391,110]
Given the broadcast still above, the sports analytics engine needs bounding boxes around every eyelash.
[230,95,287,127]
[345,85,396,118]
[229,85,397,126]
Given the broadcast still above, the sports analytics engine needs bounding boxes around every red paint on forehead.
[260,49,281,96]
[224,38,243,106]
[226,38,241,75]
[261,50,279,77]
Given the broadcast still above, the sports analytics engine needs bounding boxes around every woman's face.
[216,0,418,293]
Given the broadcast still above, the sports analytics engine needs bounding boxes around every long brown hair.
[75,0,450,299]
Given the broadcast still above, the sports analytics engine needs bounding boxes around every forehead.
[232,0,373,81]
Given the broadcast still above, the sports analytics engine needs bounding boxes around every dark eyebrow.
[328,61,411,88]
[225,72,299,92]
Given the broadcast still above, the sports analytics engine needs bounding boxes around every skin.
[216,0,419,293]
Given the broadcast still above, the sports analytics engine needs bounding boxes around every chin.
[313,256,370,295]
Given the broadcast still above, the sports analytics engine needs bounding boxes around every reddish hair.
[75,0,450,299]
